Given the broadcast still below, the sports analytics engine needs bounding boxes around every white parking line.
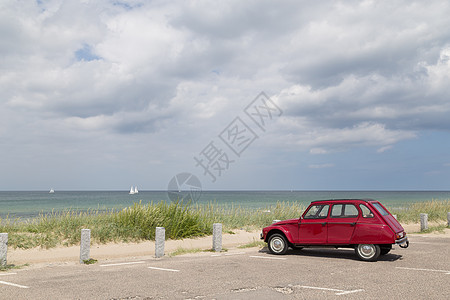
[249,255,287,260]
[211,252,246,257]
[296,285,364,295]
[0,272,17,276]
[148,267,180,272]
[100,261,145,267]
[225,252,246,256]
[396,267,450,275]
[0,280,30,289]
[336,289,365,295]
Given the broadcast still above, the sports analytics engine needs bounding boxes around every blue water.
[1,190,450,219]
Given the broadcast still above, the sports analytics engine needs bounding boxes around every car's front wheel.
[355,244,381,261]
[268,233,288,255]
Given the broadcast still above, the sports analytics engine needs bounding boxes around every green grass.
[168,247,204,257]
[193,200,304,231]
[82,258,98,265]
[0,200,213,249]
[0,263,29,272]
[1,199,449,250]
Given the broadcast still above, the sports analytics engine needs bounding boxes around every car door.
[297,204,329,244]
[327,203,359,244]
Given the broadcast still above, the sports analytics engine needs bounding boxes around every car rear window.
[372,202,389,216]
[359,204,374,218]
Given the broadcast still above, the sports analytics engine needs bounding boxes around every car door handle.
[321,222,327,226]
[350,222,356,226]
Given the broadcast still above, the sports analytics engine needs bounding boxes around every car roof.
[310,199,376,204]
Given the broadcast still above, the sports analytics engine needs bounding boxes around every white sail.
[134,186,139,194]
[49,188,55,194]
[129,186,135,194]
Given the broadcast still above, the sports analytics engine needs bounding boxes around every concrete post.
[420,213,428,231]
[80,229,91,264]
[447,212,450,227]
[155,227,165,258]
[272,220,281,224]
[213,223,222,252]
[0,233,7,267]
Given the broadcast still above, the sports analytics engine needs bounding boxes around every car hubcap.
[359,244,375,258]
[271,238,284,252]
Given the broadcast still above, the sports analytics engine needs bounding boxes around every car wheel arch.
[266,229,291,244]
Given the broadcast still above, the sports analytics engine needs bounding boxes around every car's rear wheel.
[355,244,381,261]
[380,245,392,255]
[268,233,288,255]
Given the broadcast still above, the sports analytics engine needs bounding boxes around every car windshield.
[304,204,329,219]
[372,202,389,216]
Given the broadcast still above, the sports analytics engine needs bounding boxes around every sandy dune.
[7,229,261,265]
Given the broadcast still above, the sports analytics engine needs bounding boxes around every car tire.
[355,244,381,261]
[268,233,288,255]
[380,245,392,255]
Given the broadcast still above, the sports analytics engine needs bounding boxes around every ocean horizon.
[1,190,450,219]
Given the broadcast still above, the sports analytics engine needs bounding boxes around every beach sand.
[7,229,261,266]
[6,223,449,267]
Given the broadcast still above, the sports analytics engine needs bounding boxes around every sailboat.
[49,188,55,194]
[129,186,139,194]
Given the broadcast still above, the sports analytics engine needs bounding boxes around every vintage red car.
[261,199,409,261]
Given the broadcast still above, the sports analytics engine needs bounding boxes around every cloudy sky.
[1,0,450,191]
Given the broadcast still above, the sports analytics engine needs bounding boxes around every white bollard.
[213,223,222,252]
[155,227,165,258]
[272,220,281,224]
[0,233,7,267]
[392,215,397,220]
[420,213,428,231]
[80,229,91,264]
[447,212,450,227]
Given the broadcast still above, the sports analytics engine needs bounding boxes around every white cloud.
[1,0,450,189]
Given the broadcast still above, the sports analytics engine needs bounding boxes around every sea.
[1,190,450,219]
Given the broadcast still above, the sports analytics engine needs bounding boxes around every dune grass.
[387,199,450,223]
[1,199,449,250]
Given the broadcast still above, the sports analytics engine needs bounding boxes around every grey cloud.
[2,0,450,190]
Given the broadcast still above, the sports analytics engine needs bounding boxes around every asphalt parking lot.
[1,234,449,299]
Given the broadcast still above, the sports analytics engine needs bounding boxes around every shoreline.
[2,191,450,220]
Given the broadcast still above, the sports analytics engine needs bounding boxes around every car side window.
[304,204,329,219]
[359,204,374,218]
[345,204,359,217]
[331,204,359,218]
[331,204,343,217]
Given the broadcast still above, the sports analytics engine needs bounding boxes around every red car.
[261,199,409,261]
